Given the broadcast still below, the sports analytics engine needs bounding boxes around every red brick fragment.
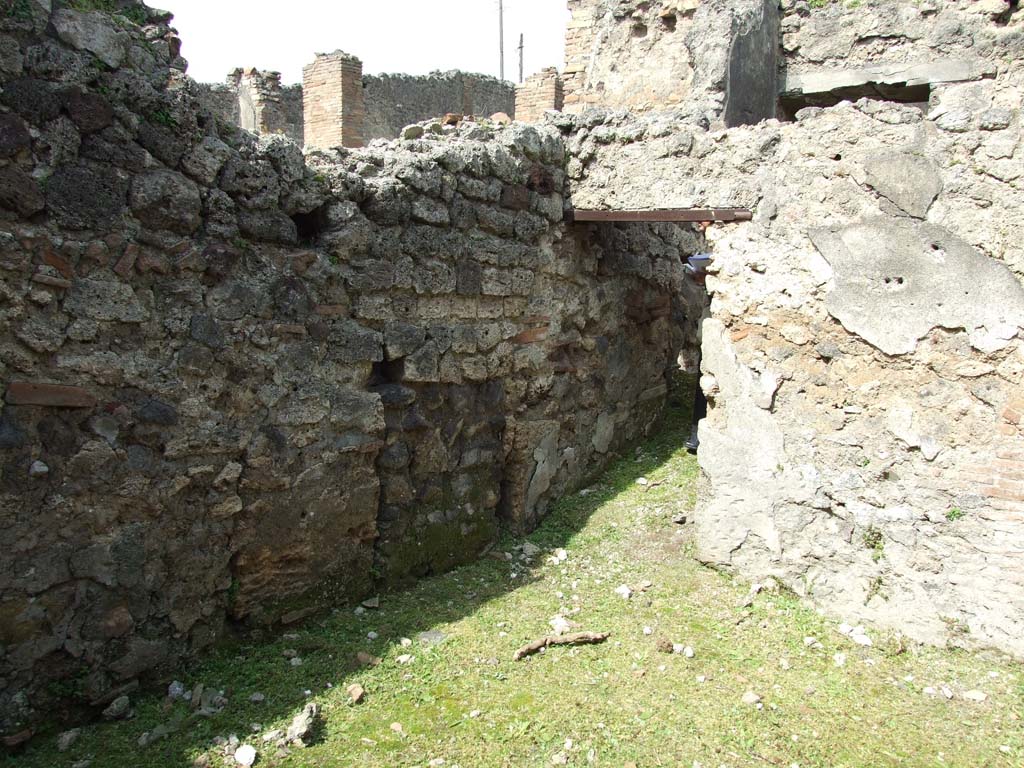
[113,244,139,279]
[39,248,74,279]
[5,382,97,408]
[513,325,549,344]
[30,273,72,289]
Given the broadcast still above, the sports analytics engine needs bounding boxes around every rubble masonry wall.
[0,2,701,740]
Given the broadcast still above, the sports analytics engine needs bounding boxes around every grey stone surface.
[811,218,1024,355]
[782,59,996,97]
[862,153,942,219]
[129,170,202,234]
[51,10,128,69]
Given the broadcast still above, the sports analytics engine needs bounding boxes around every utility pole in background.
[498,0,505,81]
[518,33,524,83]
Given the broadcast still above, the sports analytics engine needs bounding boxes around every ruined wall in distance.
[362,71,515,141]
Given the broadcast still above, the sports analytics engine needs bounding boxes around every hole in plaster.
[832,154,842,161]
[660,13,677,32]
[632,22,648,37]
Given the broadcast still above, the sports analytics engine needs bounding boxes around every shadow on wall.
[2,380,699,768]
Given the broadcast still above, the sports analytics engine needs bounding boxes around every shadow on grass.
[4,377,698,768]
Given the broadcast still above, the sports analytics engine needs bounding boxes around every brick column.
[515,68,564,123]
[302,51,366,150]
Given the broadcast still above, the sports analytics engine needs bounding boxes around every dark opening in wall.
[660,13,677,32]
[779,82,931,122]
[369,357,405,386]
[291,203,330,245]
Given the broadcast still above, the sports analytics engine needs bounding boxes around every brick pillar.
[514,68,564,123]
[302,51,366,150]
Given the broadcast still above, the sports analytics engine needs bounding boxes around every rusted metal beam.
[569,208,753,223]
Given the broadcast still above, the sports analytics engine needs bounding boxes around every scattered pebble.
[429,759,446,767]
[643,626,653,636]
[636,477,649,486]
[233,744,256,767]
[780,658,791,670]
[390,722,404,734]
[400,637,412,648]
[286,703,320,746]
[347,683,365,704]
[803,637,822,649]
[520,541,541,558]
[838,623,872,646]
[550,615,572,636]
[250,693,265,703]
[367,631,379,640]
[417,630,446,646]
[963,690,987,702]
[102,695,131,720]
[469,709,481,718]
[682,646,695,659]
[614,585,633,600]
[29,460,49,478]
[833,653,847,667]
[742,690,762,706]
[361,596,380,609]
[290,657,303,667]
[357,651,382,667]
[167,681,186,700]
[396,654,415,665]
[57,728,81,752]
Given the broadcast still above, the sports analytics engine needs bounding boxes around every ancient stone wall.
[779,0,1009,116]
[565,0,1024,657]
[562,0,779,126]
[201,64,515,148]
[0,2,700,741]
[362,71,515,142]
[197,69,303,145]
[515,68,564,124]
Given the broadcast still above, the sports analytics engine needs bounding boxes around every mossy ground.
[7,385,1022,767]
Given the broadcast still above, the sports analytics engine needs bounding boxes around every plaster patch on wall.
[811,217,1024,355]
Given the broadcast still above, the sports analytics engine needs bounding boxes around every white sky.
[168,0,570,86]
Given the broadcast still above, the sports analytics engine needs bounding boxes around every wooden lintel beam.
[569,209,753,223]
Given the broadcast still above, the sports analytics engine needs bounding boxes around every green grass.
[5,386,1022,767]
